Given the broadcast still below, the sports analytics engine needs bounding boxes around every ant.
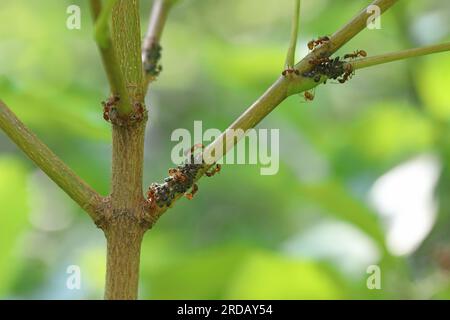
[343,50,367,60]
[205,164,221,177]
[307,36,330,50]
[185,143,205,164]
[337,63,354,84]
[146,184,158,209]
[309,57,331,66]
[168,168,188,183]
[185,183,198,200]
[130,101,145,122]
[102,95,120,122]
[304,90,315,101]
[282,67,300,77]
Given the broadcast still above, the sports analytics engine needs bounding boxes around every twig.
[94,0,117,48]
[111,0,145,104]
[350,42,450,70]
[285,0,301,68]
[89,0,132,115]
[142,0,176,90]
[0,101,103,221]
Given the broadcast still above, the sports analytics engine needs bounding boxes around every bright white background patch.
[369,154,441,256]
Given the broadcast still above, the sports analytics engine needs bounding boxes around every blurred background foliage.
[0,0,450,299]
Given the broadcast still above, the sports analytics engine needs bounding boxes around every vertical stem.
[111,0,144,104]
[104,0,148,300]
[111,123,146,208]
[105,122,147,300]
[104,219,144,300]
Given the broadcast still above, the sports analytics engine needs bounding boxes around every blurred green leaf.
[298,181,387,251]
[0,156,29,296]
[226,251,347,299]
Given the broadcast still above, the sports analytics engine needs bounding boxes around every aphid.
[343,50,367,60]
[205,164,221,177]
[185,183,198,200]
[304,90,315,101]
[314,74,322,83]
[282,67,300,77]
[307,36,330,50]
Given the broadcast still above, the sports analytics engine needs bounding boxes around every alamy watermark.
[366,265,381,290]
[366,5,382,30]
[171,121,280,175]
[66,5,81,30]
[66,265,81,290]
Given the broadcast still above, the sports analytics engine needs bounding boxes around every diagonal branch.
[142,0,176,90]
[143,0,402,223]
[0,101,103,221]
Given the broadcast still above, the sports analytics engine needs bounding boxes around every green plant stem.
[350,42,450,70]
[94,0,117,48]
[142,0,175,90]
[103,0,148,300]
[285,0,301,68]
[0,101,102,220]
[111,0,144,104]
[89,0,132,115]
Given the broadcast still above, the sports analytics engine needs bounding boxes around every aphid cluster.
[146,162,203,208]
[303,51,367,86]
[101,96,146,126]
[303,56,347,84]
[145,145,221,209]
[143,43,163,78]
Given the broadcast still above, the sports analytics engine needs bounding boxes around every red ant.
[129,101,145,122]
[146,184,158,209]
[102,95,120,122]
[205,164,221,177]
[168,168,188,183]
[185,184,198,200]
[309,56,331,66]
[307,36,330,50]
[337,63,355,84]
[343,50,367,60]
[282,67,300,77]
